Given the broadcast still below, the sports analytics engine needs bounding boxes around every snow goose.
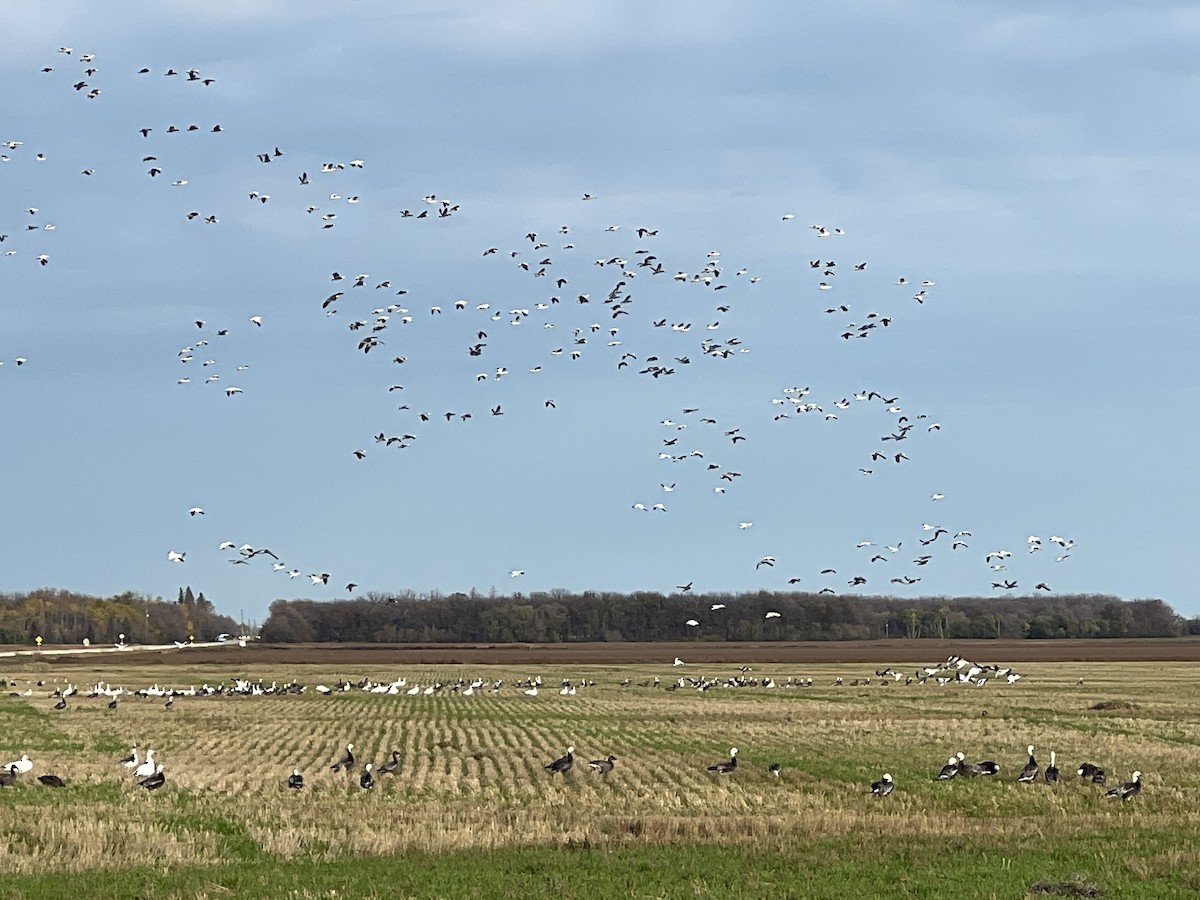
[1044,751,1059,784]
[1105,771,1141,802]
[1017,745,1040,783]
[937,756,959,780]
[139,764,165,790]
[707,747,738,774]
[134,750,157,778]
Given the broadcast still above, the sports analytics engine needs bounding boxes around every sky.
[1,1,1196,624]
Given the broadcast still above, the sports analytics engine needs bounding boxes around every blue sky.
[1,2,1196,624]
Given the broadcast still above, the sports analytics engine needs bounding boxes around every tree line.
[0,587,240,645]
[260,589,1192,643]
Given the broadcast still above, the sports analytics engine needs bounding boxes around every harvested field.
[1,647,1199,897]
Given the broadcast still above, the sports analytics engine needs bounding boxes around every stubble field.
[2,643,1199,899]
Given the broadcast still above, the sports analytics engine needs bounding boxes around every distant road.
[0,640,244,660]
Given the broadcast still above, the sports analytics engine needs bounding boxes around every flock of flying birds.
[2,45,1082,604]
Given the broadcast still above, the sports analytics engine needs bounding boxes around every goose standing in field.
[937,756,960,780]
[545,745,574,776]
[379,750,400,774]
[287,768,304,789]
[330,742,355,772]
[1105,771,1142,801]
[708,747,738,774]
[1044,751,1059,784]
[1017,745,1040,783]
[0,765,16,787]
[120,747,138,769]
[1078,762,1104,782]
[134,749,157,778]
[38,774,65,788]
[956,752,983,777]
[139,764,165,790]
[359,763,375,790]
[977,759,1001,776]
[6,754,34,775]
[871,773,894,796]
[588,754,616,775]
[768,762,782,778]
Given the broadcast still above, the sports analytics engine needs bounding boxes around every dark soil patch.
[1089,700,1138,711]
[33,637,1200,668]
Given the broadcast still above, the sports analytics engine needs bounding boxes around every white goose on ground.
[134,749,156,778]
[5,756,36,776]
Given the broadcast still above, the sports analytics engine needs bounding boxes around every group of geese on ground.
[1,740,1143,803]
[118,746,167,789]
[281,742,622,791]
[282,741,1141,802]
[929,745,1141,800]
[0,746,163,791]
